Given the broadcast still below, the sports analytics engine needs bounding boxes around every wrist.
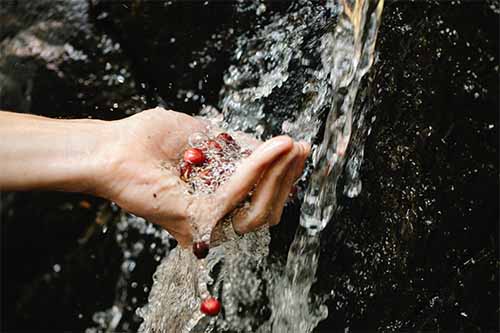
[70,118,118,198]
[85,117,135,201]
[42,117,116,196]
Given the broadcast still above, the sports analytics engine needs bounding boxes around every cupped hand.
[97,108,309,247]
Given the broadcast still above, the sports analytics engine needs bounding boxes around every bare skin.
[0,108,310,247]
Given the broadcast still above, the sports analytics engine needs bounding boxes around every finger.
[251,143,301,207]
[268,142,311,226]
[294,141,310,178]
[212,135,293,225]
[232,144,300,234]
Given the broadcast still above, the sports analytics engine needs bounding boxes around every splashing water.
[220,2,337,141]
[301,0,384,233]
[269,227,326,333]
[87,212,172,333]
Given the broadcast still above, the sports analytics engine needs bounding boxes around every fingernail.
[260,136,292,154]
[299,141,311,156]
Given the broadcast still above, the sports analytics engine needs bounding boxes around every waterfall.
[271,1,384,332]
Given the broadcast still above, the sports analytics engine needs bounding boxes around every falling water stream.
[301,0,384,232]
[272,1,384,332]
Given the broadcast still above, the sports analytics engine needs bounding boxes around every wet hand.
[98,108,310,247]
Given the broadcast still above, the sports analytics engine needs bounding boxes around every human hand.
[96,108,310,247]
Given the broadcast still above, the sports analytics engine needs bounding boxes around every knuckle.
[250,208,270,228]
[232,222,249,235]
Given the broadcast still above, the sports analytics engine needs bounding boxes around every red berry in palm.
[184,148,205,165]
[200,297,221,316]
[217,132,234,143]
[193,241,209,259]
[207,139,222,150]
[179,162,192,181]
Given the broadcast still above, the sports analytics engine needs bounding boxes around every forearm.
[0,111,112,194]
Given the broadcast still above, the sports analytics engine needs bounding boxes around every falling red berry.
[216,132,234,143]
[193,241,210,259]
[200,297,221,316]
[184,148,206,165]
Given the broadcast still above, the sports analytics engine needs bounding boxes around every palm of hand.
[101,108,308,247]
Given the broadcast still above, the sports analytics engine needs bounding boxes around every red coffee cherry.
[179,162,192,181]
[193,241,209,259]
[216,132,234,143]
[184,148,206,165]
[200,297,221,316]
[207,140,222,150]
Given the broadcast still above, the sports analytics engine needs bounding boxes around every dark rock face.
[1,1,497,332]
[313,3,498,331]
